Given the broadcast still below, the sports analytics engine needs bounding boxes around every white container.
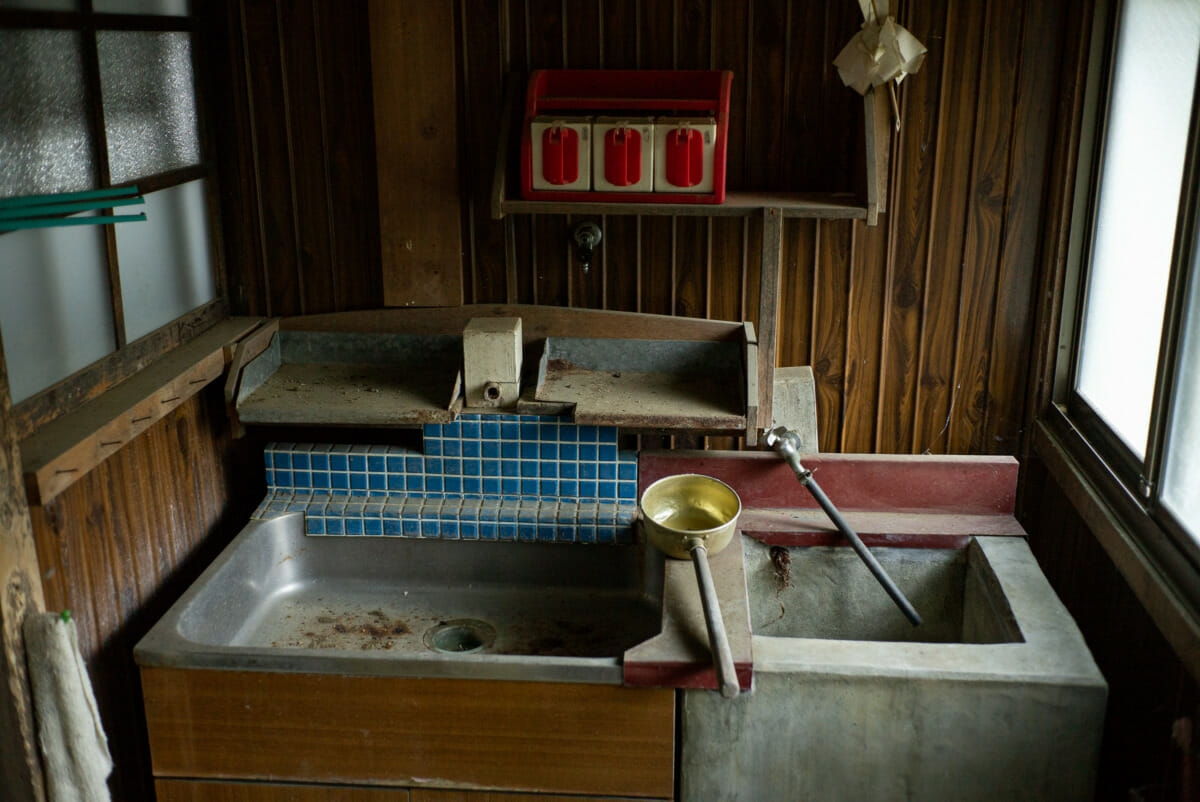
[463,317,523,407]
[653,117,717,194]
[530,117,592,191]
[592,117,655,192]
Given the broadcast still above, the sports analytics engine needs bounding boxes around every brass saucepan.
[640,473,741,698]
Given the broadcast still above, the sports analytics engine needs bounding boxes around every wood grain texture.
[142,668,675,799]
[29,391,262,802]
[413,791,656,802]
[19,318,262,504]
[0,333,47,802]
[1022,458,1200,802]
[371,0,464,308]
[157,779,410,801]
[218,0,1076,459]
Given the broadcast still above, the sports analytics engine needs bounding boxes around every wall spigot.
[572,221,602,273]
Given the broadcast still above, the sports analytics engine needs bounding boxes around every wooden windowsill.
[18,317,267,506]
[1033,413,1200,682]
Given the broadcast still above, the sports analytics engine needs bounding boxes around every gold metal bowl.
[640,473,742,560]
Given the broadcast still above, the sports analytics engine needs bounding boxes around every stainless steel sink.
[135,512,664,684]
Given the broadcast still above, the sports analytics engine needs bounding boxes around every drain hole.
[424,619,495,654]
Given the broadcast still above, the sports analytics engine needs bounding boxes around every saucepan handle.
[689,540,739,698]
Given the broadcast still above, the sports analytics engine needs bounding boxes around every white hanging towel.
[22,612,113,802]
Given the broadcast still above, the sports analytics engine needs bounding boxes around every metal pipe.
[764,427,923,627]
[687,539,740,697]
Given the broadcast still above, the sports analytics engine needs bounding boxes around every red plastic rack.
[520,69,733,205]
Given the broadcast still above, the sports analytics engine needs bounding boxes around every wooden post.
[756,207,783,439]
[0,331,47,802]
[370,0,465,308]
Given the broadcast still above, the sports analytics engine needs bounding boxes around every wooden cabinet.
[142,667,674,801]
[156,780,410,801]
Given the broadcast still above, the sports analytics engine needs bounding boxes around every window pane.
[97,31,200,184]
[1162,245,1200,539]
[0,218,117,404]
[116,180,216,342]
[0,29,95,197]
[93,0,189,14]
[1075,0,1200,458]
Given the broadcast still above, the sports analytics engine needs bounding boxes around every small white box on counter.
[530,117,592,191]
[653,117,717,194]
[463,317,523,408]
[592,117,655,192]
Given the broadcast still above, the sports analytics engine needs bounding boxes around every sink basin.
[135,512,664,684]
[681,536,1107,802]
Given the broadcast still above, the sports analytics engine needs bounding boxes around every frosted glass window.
[115,180,215,342]
[1162,242,1200,539]
[97,31,200,184]
[0,218,117,403]
[0,30,95,197]
[92,0,188,14]
[1075,0,1200,458]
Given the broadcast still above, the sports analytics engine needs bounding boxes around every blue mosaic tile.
[263,412,639,543]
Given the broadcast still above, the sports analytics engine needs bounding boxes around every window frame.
[0,2,228,439]
[1051,0,1200,613]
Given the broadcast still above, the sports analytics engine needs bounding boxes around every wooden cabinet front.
[142,668,674,800]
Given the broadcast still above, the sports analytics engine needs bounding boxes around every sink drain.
[423,619,496,654]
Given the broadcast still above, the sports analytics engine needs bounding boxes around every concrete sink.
[681,535,1107,802]
[135,512,663,684]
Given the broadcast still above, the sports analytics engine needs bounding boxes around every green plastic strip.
[0,195,145,220]
[0,185,140,210]
[0,213,146,232]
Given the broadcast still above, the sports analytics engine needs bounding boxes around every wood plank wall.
[26,389,262,801]
[224,0,1075,457]
[453,0,1074,456]
[1022,460,1200,801]
[212,0,382,318]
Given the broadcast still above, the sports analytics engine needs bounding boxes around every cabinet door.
[155,779,410,801]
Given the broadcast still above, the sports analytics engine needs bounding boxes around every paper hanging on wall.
[833,10,927,95]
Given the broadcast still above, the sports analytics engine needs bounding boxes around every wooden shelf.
[235,331,464,428]
[498,190,868,220]
[490,77,887,224]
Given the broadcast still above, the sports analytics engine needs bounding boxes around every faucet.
[764,426,923,626]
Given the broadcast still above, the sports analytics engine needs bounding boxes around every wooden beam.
[756,208,783,435]
[222,319,280,439]
[370,0,464,308]
[20,318,263,505]
[280,304,746,342]
[0,331,47,802]
[864,86,891,226]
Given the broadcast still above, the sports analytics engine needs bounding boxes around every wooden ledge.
[20,317,267,505]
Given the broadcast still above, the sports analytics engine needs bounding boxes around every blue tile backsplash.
[254,413,638,544]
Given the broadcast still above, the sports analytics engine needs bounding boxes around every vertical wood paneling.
[1023,462,1200,801]
[278,1,335,315]
[228,0,1076,459]
[946,0,1024,453]
[910,0,983,454]
[985,0,1068,454]
[221,0,382,316]
[28,390,260,802]
[241,0,302,316]
[314,1,383,311]
[460,0,509,304]
[811,220,852,452]
[875,0,944,453]
[842,220,887,452]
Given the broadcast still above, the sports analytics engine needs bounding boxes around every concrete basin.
[681,535,1107,801]
[135,512,663,684]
